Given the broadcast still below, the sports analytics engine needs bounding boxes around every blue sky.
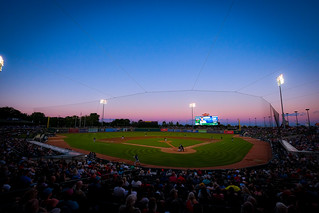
[1,0,318,125]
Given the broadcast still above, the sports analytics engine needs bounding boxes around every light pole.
[0,55,4,72]
[306,108,310,127]
[249,118,251,127]
[286,113,289,126]
[100,99,107,126]
[277,74,286,128]
[254,117,257,127]
[268,116,271,127]
[264,117,266,127]
[294,111,298,127]
[189,103,196,129]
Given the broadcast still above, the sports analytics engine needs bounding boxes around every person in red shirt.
[169,172,177,183]
[177,174,186,184]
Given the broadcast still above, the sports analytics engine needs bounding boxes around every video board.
[195,116,218,126]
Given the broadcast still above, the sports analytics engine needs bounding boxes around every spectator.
[186,192,198,213]
[119,194,141,213]
[113,180,127,201]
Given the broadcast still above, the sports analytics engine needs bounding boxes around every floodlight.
[189,103,196,108]
[100,99,107,104]
[0,56,4,71]
[277,74,284,86]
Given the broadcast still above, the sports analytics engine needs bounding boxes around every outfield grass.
[62,132,253,168]
[124,138,171,148]
[169,138,203,148]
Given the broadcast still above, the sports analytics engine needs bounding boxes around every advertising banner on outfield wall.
[69,128,79,133]
[105,128,117,132]
[174,129,181,132]
[161,129,168,132]
[134,128,147,132]
[198,130,207,133]
[183,130,193,132]
[134,128,161,132]
[88,128,98,133]
[150,128,161,132]
[57,129,69,133]
[79,128,88,133]
[207,130,224,134]
[224,130,234,134]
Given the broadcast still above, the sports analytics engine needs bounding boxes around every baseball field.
[48,132,272,169]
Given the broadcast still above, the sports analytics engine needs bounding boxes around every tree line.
[0,107,187,128]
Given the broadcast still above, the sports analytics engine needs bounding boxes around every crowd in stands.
[284,127,319,152]
[0,126,318,213]
[244,126,319,152]
[0,125,45,139]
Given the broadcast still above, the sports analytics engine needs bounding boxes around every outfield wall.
[52,128,242,134]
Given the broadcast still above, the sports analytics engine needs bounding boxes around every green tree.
[30,112,46,125]
[64,116,74,127]
[86,113,100,127]
[110,119,131,127]
[0,107,25,119]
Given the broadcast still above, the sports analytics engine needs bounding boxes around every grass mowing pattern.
[169,138,203,148]
[124,138,171,148]
[62,132,253,168]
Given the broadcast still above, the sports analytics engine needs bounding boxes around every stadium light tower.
[306,108,310,127]
[294,111,298,127]
[189,103,196,129]
[100,99,107,125]
[277,74,286,128]
[0,55,4,72]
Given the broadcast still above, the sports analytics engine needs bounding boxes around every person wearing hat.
[41,187,60,212]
